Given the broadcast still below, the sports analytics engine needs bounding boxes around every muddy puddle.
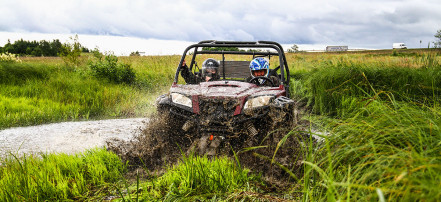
[0,118,148,159]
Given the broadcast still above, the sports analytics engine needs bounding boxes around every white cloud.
[0,0,440,51]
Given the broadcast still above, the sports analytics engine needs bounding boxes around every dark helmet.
[201,58,220,80]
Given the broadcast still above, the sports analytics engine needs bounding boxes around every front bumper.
[157,95,294,137]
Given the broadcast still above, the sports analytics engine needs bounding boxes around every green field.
[1,48,441,200]
[0,54,178,129]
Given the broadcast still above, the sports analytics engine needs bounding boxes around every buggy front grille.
[198,98,239,124]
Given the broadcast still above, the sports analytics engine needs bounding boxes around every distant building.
[326,46,348,52]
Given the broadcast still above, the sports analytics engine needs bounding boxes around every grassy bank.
[0,148,125,201]
[302,97,441,201]
[292,53,441,116]
[290,49,441,200]
[0,149,280,201]
[0,54,178,129]
[122,154,260,201]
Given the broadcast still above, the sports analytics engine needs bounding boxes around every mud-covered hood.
[170,80,284,98]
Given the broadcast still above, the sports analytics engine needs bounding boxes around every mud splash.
[106,112,191,171]
[107,103,313,185]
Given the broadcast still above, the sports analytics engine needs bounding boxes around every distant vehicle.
[393,43,407,49]
[326,46,348,52]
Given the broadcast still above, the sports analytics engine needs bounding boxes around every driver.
[180,58,220,84]
[246,57,280,86]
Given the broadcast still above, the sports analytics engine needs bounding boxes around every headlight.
[171,93,192,108]
[244,96,273,109]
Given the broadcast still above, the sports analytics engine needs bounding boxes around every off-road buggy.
[156,40,296,156]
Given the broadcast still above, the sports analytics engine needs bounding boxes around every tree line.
[0,39,89,57]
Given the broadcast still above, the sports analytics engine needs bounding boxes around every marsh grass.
[0,62,50,84]
[290,50,441,200]
[124,153,257,201]
[301,98,441,201]
[290,52,441,116]
[0,55,178,129]
[0,71,142,128]
[118,55,191,89]
[0,148,125,201]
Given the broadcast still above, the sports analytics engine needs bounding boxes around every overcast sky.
[1,0,440,55]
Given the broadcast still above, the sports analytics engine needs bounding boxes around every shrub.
[0,52,22,63]
[59,35,82,68]
[89,53,136,85]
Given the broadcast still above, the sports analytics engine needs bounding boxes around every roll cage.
[173,40,290,93]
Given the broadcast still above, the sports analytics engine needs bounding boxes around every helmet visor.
[203,68,218,78]
[252,69,268,77]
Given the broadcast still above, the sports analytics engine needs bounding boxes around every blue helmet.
[249,57,269,78]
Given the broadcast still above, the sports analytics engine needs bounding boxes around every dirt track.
[0,118,148,158]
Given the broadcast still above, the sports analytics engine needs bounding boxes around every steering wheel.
[249,76,274,86]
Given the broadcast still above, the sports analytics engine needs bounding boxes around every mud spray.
[106,103,314,186]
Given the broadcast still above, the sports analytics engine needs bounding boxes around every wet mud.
[107,102,313,186]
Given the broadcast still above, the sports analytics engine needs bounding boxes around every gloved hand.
[179,60,187,69]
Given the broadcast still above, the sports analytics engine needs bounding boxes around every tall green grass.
[119,55,179,87]
[0,55,178,129]
[0,71,142,128]
[126,153,257,201]
[0,62,50,84]
[0,148,125,201]
[289,51,441,200]
[290,53,441,116]
[301,98,441,201]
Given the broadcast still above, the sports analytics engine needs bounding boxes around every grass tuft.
[0,148,125,201]
[127,153,258,201]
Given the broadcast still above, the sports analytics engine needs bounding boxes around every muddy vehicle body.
[157,41,295,155]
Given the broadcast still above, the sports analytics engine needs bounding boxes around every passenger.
[246,57,280,86]
[180,58,220,84]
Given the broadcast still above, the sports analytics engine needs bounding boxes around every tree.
[50,39,63,56]
[287,44,299,53]
[0,39,72,56]
[130,51,141,56]
[40,40,51,56]
[59,35,82,67]
[3,40,13,53]
[434,29,441,48]
[14,39,28,54]
[31,47,42,56]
